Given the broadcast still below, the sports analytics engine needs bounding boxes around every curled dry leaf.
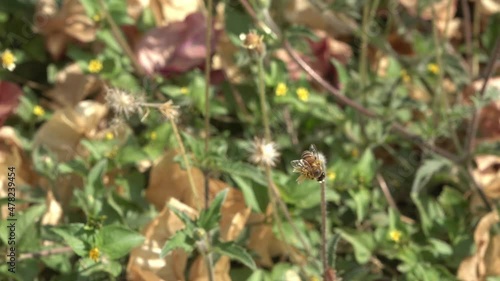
[136,12,216,77]
[35,0,97,60]
[0,81,22,127]
[457,211,500,281]
[44,63,105,109]
[0,127,35,219]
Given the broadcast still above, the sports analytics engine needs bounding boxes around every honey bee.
[291,144,326,183]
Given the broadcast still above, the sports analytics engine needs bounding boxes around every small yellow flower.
[150,131,157,140]
[389,230,402,243]
[296,87,309,102]
[33,105,45,117]
[400,69,411,83]
[105,132,114,140]
[89,247,100,262]
[328,171,336,181]
[88,59,103,73]
[180,87,189,95]
[92,13,101,22]
[275,83,287,96]
[427,63,439,75]
[309,276,321,281]
[1,49,16,71]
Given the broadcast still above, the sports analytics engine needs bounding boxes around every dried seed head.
[158,100,180,121]
[104,87,144,119]
[240,31,265,57]
[249,137,280,167]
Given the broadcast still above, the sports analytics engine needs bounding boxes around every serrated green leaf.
[86,159,108,195]
[160,230,194,258]
[198,189,229,230]
[0,204,46,245]
[336,228,375,264]
[214,242,256,270]
[231,175,261,212]
[411,159,450,194]
[51,224,88,257]
[97,225,144,260]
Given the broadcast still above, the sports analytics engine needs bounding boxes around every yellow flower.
[92,13,101,22]
[427,63,439,75]
[275,83,287,96]
[150,131,157,140]
[89,247,100,262]
[33,105,45,117]
[389,230,402,243]
[296,87,309,102]
[105,132,114,140]
[1,49,16,71]
[328,171,336,181]
[400,69,410,83]
[180,87,189,95]
[88,59,103,73]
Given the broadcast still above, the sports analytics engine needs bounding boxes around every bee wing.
[296,174,307,184]
[291,159,310,173]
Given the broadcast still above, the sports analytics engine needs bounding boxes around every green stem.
[257,57,271,141]
[204,0,213,209]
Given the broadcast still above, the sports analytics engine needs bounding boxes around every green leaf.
[355,149,377,182]
[168,205,196,232]
[0,204,46,245]
[231,175,261,212]
[160,230,194,258]
[98,225,145,259]
[198,189,229,230]
[214,242,256,270]
[85,159,108,195]
[51,224,88,257]
[336,228,375,264]
[411,159,450,193]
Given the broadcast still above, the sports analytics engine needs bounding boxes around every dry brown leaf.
[127,198,195,281]
[477,0,500,15]
[41,190,63,225]
[400,0,461,38]
[149,0,202,26]
[246,206,288,267]
[33,100,108,161]
[457,211,500,281]
[0,127,35,219]
[473,155,500,199]
[189,256,231,281]
[127,0,151,20]
[44,63,104,109]
[284,0,357,37]
[463,77,500,144]
[35,0,96,60]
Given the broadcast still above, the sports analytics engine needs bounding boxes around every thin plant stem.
[257,57,271,141]
[472,0,481,77]
[204,252,215,281]
[320,180,328,280]
[204,0,214,209]
[359,1,371,88]
[170,118,201,210]
[97,0,144,76]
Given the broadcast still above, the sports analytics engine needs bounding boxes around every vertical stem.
[170,119,201,210]
[257,57,271,141]
[320,180,328,280]
[204,252,215,281]
[204,0,214,209]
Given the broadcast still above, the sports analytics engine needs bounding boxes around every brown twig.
[376,173,399,212]
[203,0,214,209]
[19,246,73,261]
[460,0,473,75]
